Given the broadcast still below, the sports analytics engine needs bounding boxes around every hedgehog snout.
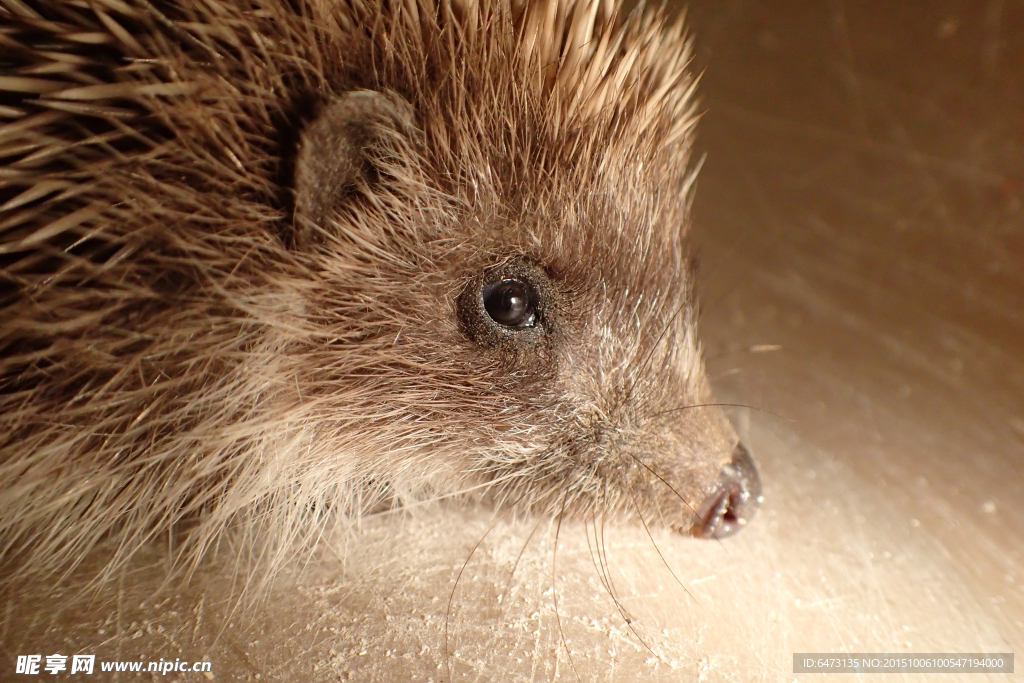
[689,442,762,539]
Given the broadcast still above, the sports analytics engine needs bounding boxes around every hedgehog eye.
[482,279,536,328]
[457,260,551,346]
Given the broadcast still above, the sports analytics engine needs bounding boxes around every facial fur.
[0,0,754,588]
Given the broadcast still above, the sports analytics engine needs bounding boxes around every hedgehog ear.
[292,90,418,249]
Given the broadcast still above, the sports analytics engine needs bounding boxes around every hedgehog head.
[0,0,759,585]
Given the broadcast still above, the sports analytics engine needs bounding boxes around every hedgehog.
[0,0,760,592]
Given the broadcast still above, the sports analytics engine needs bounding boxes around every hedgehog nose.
[691,442,762,539]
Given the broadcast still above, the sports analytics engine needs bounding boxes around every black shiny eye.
[457,260,552,345]
[482,279,536,328]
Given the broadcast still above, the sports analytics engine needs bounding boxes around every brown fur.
[0,0,740,591]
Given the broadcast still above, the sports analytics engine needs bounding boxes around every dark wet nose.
[691,442,762,539]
